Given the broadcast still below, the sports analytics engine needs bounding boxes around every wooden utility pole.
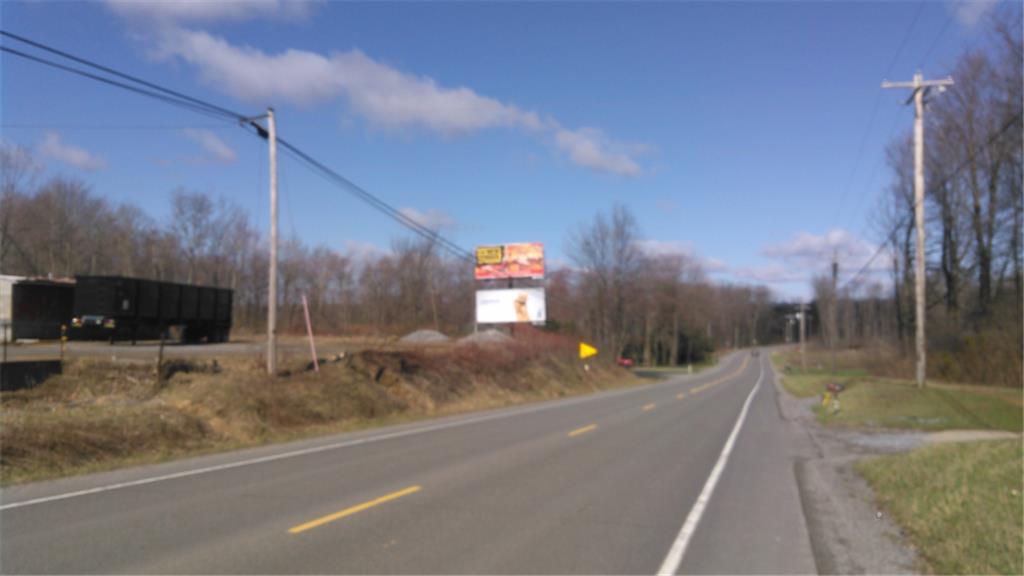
[883,73,953,388]
[267,107,278,376]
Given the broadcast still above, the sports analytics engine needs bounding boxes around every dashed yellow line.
[288,485,421,534]
[689,356,750,394]
[676,393,686,400]
[568,424,598,437]
[643,403,657,412]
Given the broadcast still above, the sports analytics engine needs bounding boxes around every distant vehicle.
[617,357,635,368]
[751,349,760,357]
[71,276,232,344]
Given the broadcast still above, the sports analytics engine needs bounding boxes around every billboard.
[475,243,544,280]
[476,288,546,324]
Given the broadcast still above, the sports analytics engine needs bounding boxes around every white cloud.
[132,25,644,175]
[954,0,997,28]
[182,129,237,163]
[344,240,389,263]
[157,28,544,134]
[106,0,315,24]
[702,256,729,274]
[398,207,457,232]
[634,239,727,274]
[761,228,891,279]
[635,239,695,258]
[38,132,107,171]
[553,127,643,177]
[730,265,811,285]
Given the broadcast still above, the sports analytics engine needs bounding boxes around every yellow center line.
[643,403,656,411]
[568,424,598,437]
[676,393,685,400]
[689,356,750,395]
[288,485,422,534]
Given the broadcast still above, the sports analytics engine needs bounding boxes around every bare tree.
[568,205,642,358]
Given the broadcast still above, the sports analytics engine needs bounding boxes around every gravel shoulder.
[769,358,921,574]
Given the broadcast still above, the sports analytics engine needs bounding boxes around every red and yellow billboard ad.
[474,243,545,280]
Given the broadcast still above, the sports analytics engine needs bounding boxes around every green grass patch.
[857,439,1024,575]
[815,379,1023,432]
[633,359,716,379]
[772,351,1022,432]
[770,352,867,398]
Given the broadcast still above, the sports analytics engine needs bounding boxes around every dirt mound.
[399,329,449,343]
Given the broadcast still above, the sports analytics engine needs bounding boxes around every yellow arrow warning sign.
[579,342,598,359]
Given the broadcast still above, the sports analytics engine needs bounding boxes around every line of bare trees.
[1,144,780,363]
[563,205,781,365]
[823,10,1022,386]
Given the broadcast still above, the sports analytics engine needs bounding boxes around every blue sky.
[0,1,1002,298]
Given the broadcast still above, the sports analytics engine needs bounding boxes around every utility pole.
[267,108,278,376]
[831,250,838,373]
[883,73,953,388]
[799,302,806,372]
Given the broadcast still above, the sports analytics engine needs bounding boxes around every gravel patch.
[398,330,449,344]
[771,361,920,574]
[924,429,1020,444]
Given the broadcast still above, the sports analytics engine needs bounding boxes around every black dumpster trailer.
[71,276,232,343]
[10,279,75,340]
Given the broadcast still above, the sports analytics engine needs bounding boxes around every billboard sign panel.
[476,288,546,324]
[474,243,544,280]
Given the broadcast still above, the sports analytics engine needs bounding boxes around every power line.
[840,109,1022,292]
[0,46,236,123]
[919,11,955,69]
[1,30,613,321]
[1,30,243,122]
[1,30,476,263]
[276,140,474,261]
[1,123,229,131]
[833,1,927,226]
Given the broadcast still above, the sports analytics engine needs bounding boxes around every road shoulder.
[769,355,920,574]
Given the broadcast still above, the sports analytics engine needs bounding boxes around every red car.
[616,357,635,368]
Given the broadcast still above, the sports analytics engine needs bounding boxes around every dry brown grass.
[1,338,634,485]
[778,344,1023,388]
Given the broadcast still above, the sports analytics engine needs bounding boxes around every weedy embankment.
[1,342,635,485]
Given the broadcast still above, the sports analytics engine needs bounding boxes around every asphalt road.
[0,352,816,574]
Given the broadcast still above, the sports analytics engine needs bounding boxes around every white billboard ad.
[476,288,546,324]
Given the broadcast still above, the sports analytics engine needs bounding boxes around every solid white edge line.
[0,354,743,511]
[656,357,764,576]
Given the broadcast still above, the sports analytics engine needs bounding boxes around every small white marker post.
[301,295,319,373]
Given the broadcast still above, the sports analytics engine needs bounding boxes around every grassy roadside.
[1,344,639,486]
[773,348,1024,574]
[770,350,1022,432]
[632,358,717,379]
[857,439,1024,575]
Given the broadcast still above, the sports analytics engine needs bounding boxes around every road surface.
[0,352,816,574]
